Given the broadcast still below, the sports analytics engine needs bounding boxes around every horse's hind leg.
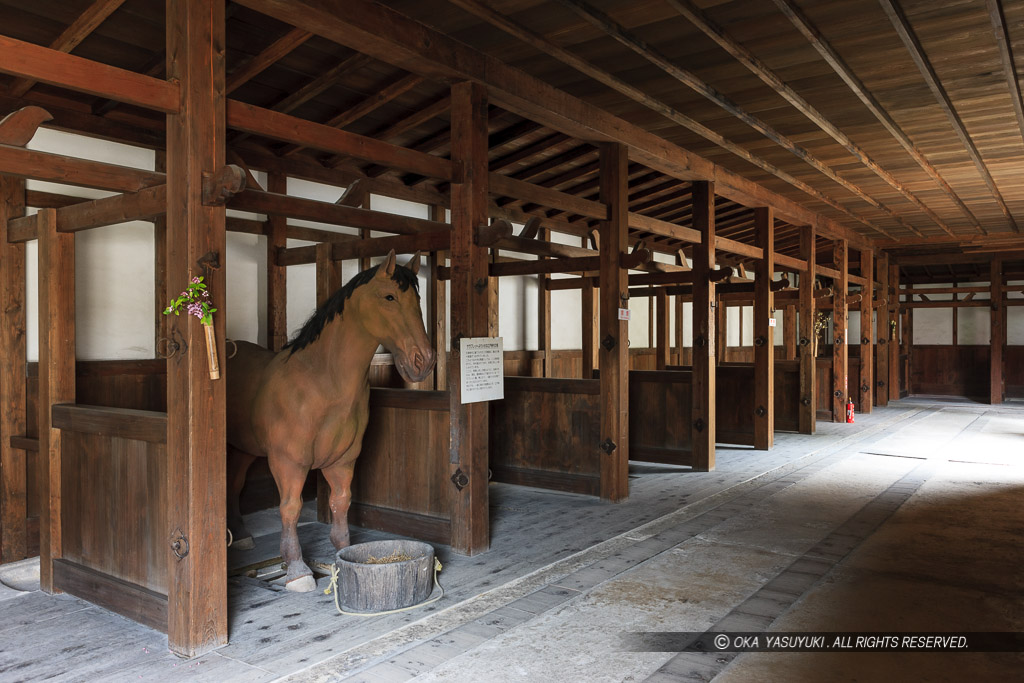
[227,446,257,550]
[269,456,316,592]
[321,463,356,550]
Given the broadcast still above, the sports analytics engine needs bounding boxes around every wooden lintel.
[8,184,168,242]
[0,143,165,193]
[280,230,450,266]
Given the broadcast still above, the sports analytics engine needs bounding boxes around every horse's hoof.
[231,536,255,551]
[286,574,316,593]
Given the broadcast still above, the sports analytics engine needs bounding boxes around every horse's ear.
[382,249,397,277]
[404,251,421,275]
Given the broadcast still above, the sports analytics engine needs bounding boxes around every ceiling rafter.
[557,0,921,237]
[324,94,452,168]
[444,0,896,239]
[986,0,1024,150]
[877,0,1019,233]
[226,27,313,95]
[667,0,950,237]
[489,131,570,172]
[8,0,127,99]
[772,0,983,235]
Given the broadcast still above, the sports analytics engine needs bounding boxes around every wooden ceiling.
[2,0,1024,279]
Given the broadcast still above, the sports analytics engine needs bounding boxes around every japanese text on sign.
[460,337,504,404]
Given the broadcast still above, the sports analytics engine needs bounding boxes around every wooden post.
[448,81,490,554]
[859,248,874,413]
[429,205,447,391]
[675,294,685,365]
[539,228,552,378]
[36,209,74,592]
[582,277,598,379]
[784,304,796,361]
[165,0,228,655]
[0,177,27,563]
[154,151,169,350]
[266,172,288,352]
[876,253,889,407]
[656,288,670,371]
[598,142,629,499]
[991,258,1004,404]
[832,239,848,423]
[889,264,900,398]
[753,207,774,450]
[798,226,816,434]
[716,298,727,361]
[691,181,716,470]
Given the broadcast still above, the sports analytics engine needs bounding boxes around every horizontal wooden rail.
[368,388,450,411]
[0,144,165,194]
[627,212,701,243]
[0,35,179,113]
[53,559,168,633]
[715,235,762,260]
[51,404,168,444]
[503,376,600,394]
[8,185,167,242]
[489,173,606,219]
[227,100,455,182]
[279,230,451,266]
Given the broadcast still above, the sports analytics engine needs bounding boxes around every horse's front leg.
[269,455,316,592]
[320,462,356,550]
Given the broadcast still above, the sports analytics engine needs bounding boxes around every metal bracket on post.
[169,528,189,560]
[694,418,705,433]
[601,334,616,351]
[599,438,617,454]
[450,468,469,492]
[756,406,767,417]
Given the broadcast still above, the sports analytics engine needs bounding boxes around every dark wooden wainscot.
[351,388,453,545]
[489,377,601,496]
[52,403,169,633]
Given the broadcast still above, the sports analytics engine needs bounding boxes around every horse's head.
[356,250,436,384]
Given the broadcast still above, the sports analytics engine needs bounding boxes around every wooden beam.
[859,249,874,413]
[774,1,981,233]
[876,254,890,407]
[36,209,74,592]
[428,205,448,391]
[164,0,228,655]
[878,0,1016,233]
[7,185,167,242]
[581,246,598,378]
[832,240,848,423]
[226,100,455,181]
[559,0,908,238]
[265,173,288,352]
[8,0,128,98]
[448,82,490,555]
[598,142,630,499]
[754,207,774,449]
[691,181,715,470]
[0,178,27,563]
[668,0,944,236]
[991,258,1004,404]
[0,143,164,194]
[0,34,178,113]
[226,27,313,94]
[280,230,450,266]
[490,173,605,219]
[232,0,874,249]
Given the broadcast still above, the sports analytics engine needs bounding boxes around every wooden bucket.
[335,540,435,612]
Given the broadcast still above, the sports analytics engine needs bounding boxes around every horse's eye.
[385,294,396,302]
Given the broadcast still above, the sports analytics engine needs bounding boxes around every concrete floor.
[1,398,1022,682]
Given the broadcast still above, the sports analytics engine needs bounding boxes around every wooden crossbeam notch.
[336,178,368,207]
[519,216,542,239]
[0,106,53,146]
[202,165,246,207]
[475,219,513,247]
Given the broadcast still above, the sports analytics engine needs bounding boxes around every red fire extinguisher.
[846,397,855,424]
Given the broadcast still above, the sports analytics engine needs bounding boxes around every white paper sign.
[617,308,631,321]
[768,318,777,327]
[460,337,504,404]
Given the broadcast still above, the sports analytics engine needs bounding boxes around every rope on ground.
[315,559,445,617]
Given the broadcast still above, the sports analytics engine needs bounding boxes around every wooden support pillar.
[598,142,629,499]
[429,205,447,391]
[448,81,490,554]
[691,181,716,470]
[154,151,169,350]
[165,0,228,655]
[314,242,341,523]
[0,178,27,563]
[582,277,598,379]
[656,288,670,371]
[876,254,889,407]
[539,229,552,377]
[889,264,900,398]
[990,258,1004,404]
[36,209,74,592]
[753,207,774,450]
[716,298,727,360]
[674,294,684,365]
[859,249,874,414]
[832,239,848,423]
[266,172,288,352]
[798,226,816,434]
[784,304,796,361]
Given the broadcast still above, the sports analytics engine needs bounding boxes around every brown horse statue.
[226,250,435,592]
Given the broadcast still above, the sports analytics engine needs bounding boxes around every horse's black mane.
[284,263,420,356]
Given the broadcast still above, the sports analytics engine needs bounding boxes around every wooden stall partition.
[832,239,848,422]
[489,377,601,495]
[798,226,816,433]
[716,363,755,446]
[859,249,874,413]
[1005,346,1024,399]
[351,389,453,544]
[816,357,834,422]
[774,360,801,433]
[53,404,169,633]
[629,370,692,466]
[0,176,27,564]
[910,346,990,398]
